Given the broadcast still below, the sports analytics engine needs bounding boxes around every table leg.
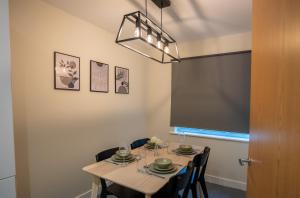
[145,194,151,198]
[91,176,100,198]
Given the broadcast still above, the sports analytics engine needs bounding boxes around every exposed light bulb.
[147,28,153,43]
[157,41,162,49]
[134,27,140,37]
[147,34,153,43]
[164,46,170,53]
[134,19,141,37]
[164,42,170,53]
[157,34,162,49]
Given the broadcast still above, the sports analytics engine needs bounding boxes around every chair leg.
[99,178,110,198]
[99,192,106,198]
[191,184,198,198]
[99,190,113,198]
[199,178,208,198]
[99,188,109,198]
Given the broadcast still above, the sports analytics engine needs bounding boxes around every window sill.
[169,131,249,143]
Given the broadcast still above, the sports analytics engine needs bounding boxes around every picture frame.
[115,66,129,94]
[54,51,80,91]
[90,60,109,93]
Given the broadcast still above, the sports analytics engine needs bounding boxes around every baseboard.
[75,176,246,197]
[74,189,92,198]
[75,188,117,198]
[205,174,247,191]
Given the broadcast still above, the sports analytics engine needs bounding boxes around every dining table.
[82,142,204,198]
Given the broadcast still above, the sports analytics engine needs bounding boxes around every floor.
[106,182,246,198]
[204,182,246,198]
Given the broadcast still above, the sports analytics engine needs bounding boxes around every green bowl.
[116,150,130,157]
[147,141,156,146]
[154,158,172,169]
[179,144,193,152]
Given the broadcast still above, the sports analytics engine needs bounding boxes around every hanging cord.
[160,4,163,34]
[145,0,148,18]
[145,0,149,26]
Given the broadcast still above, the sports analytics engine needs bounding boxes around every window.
[171,51,251,136]
[174,127,249,142]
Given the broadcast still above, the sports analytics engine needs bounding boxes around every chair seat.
[107,183,144,198]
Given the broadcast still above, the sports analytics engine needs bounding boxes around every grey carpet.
[107,182,246,198]
[171,182,245,198]
[204,182,246,198]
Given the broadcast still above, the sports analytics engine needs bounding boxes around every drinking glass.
[179,131,186,145]
[154,143,160,157]
[137,148,147,171]
[163,140,170,154]
[119,144,131,166]
[135,154,142,171]
[141,147,148,167]
[140,147,147,159]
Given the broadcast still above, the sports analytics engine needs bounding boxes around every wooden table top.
[83,143,203,195]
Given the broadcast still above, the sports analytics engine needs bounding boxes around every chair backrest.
[191,146,211,185]
[199,147,210,178]
[130,138,150,149]
[95,147,119,162]
[167,161,194,198]
[95,147,120,194]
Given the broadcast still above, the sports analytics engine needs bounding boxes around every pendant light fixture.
[115,0,180,64]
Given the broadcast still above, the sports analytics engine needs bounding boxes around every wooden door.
[247,0,300,197]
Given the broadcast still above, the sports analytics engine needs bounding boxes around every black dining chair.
[190,146,211,198]
[130,138,150,149]
[95,147,118,198]
[152,161,195,198]
[95,147,143,198]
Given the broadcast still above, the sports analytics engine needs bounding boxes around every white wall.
[0,0,16,197]
[146,32,251,190]
[0,177,16,198]
[180,32,252,58]
[0,0,16,179]
[10,0,151,197]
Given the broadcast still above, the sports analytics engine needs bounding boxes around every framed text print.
[90,60,109,93]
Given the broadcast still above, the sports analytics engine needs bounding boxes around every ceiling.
[43,0,252,42]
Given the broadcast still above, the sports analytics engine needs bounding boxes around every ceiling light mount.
[115,0,180,64]
[151,0,171,8]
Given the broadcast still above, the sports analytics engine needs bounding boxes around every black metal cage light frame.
[115,0,180,64]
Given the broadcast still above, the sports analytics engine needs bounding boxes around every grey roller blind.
[171,51,251,133]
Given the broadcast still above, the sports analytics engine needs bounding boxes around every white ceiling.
[43,0,252,42]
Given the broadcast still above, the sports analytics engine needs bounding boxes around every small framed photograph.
[115,66,129,94]
[90,60,109,93]
[54,52,80,91]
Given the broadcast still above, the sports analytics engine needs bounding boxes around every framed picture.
[115,66,129,94]
[90,60,109,92]
[54,52,80,90]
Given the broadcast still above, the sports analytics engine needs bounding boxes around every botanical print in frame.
[115,66,129,94]
[54,52,80,90]
[90,60,109,92]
